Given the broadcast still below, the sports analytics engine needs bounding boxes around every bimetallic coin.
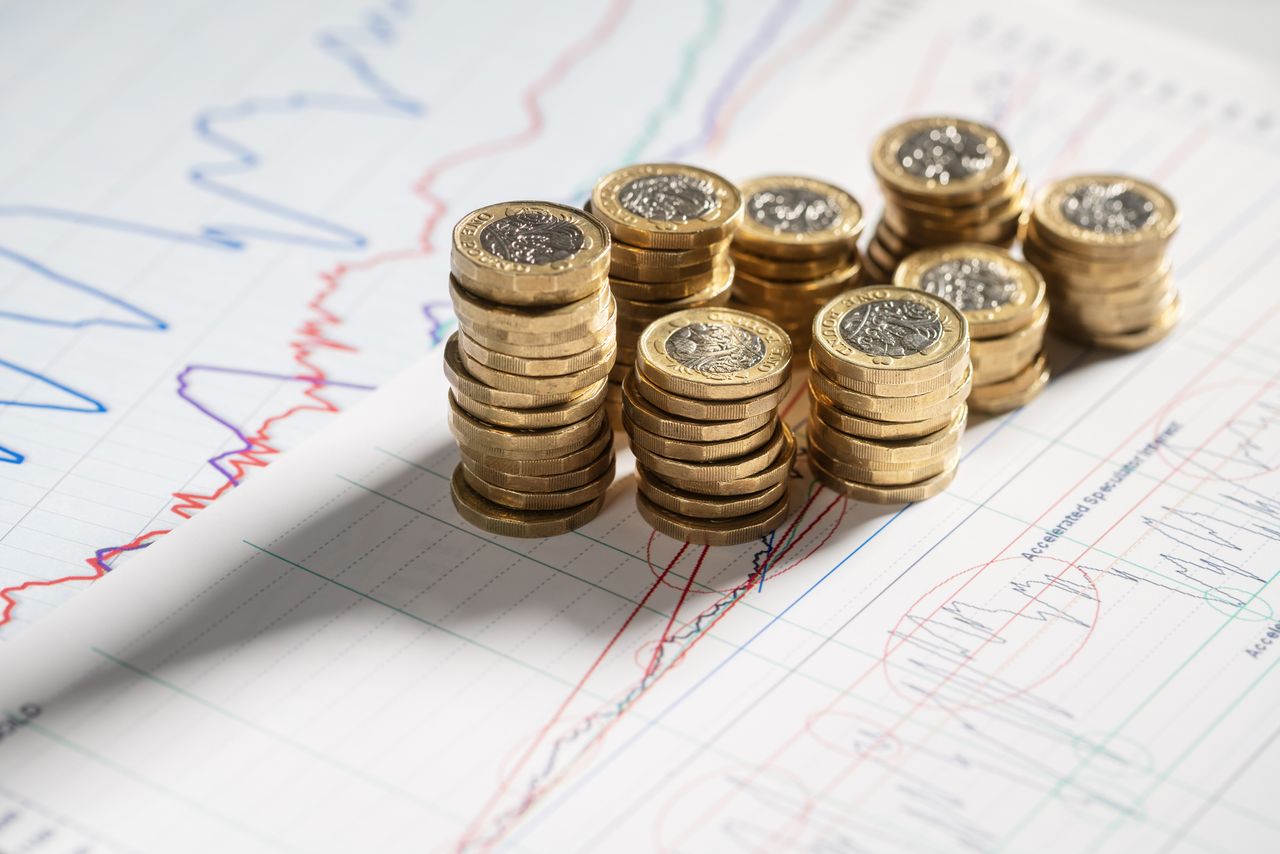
[635,465,788,518]
[1032,174,1179,252]
[451,201,610,305]
[730,246,854,282]
[621,370,773,441]
[457,341,615,395]
[821,355,969,399]
[447,394,605,457]
[811,287,969,384]
[731,260,862,306]
[624,415,777,462]
[457,325,616,377]
[809,453,958,504]
[460,439,614,493]
[969,301,1048,384]
[444,334,601,409]
[807,404,966,465]
[462,456,614,511]
[808,362,972,423]
[448,276,611,334]
[735,176,865,259]
[629,420,786,483]
[452,373,608,429]
[638,307,791,401]
[809,399,954,441]
[871,117,1016,202]
[968,350,1051,414]
[609,236,729,269]
[591,163,744,249]
[612,261,735,322]
[636,490,791,547]
[895,244,1044,339]
[1060,293,1182,352]
[632,364,792,422]
[450,465,605,537]
[808,440,959,486]
[458,421,613,476]
[670,424,796,496]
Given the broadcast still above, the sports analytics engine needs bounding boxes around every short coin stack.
[865,117,1026,282]
[445,201,617,537]
[1023,174,1181,351]
[729,175,866,350]
[589,164,743,417]
[895,244,1049,415]
[623,307,795,546]
[808,287,971,503]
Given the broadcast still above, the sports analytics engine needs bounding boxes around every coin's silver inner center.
[664,322,766,374]
[839,299,943,357]
[619,173,717,222]
[896,125,992,184]
[480,211,585,264]
[1059,183,1156,234]
[747,187,840,234]
[918,258,1018,311]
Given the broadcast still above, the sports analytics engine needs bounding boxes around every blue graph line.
[0,0,424,463]
[0,357,109,465]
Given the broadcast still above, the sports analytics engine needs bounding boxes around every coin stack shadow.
[728,176,866,352]
[444,201,617,537]
[1023,174,1182,351]
[622,307,795,546]
[865,117,1027,283]
[807,287,971,503]
[895,244,1050,415]
[587,164,745,424]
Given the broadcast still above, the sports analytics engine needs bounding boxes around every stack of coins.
[808,287,971,503]
[895,244,1049,415]
[1023,174,1181,351]
[588,164,743,418]
[729,176,866,350]
[622,307,795,546]
[444,201,617,537]
[865,117,1027,282]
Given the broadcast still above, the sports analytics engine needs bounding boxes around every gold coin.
[636,490,790,547]
[457,325,616,377]
[609,271,719,301]
[968,350,1051,414]
[607,255,716,284]
[884,173,1029,226]
[809,452,957,504]
[1031,174,1178,256]
[732,260,862,306]
[860,251,892,285]
[632,363,792,421]
[734,176,865,260]
[808,440,959,486]
[970,301,1048,384]
[807,404,966,464]
[630,420,786,483]
[447,394,605,457]
[811,287,969,385]
[625,415,777,462]
[809,364,972,423]
[1046,264,1172,310]
[451,376,608,430]
[1022,232,1167,285]
[882,192,1025,245]
[865,236,904,279]
[458,421,612,476]
[673,424,796,496]
[634,464,788,518]
[461,438,614,493]
[458,339,615,395]
[444,334,599,409]
[609,236,729,269]
[1053,285,1176,334]
[637,307,791,401]
[612,261,735,322]
[450,465,605,537]
[871,117,1017,204]
[591,163,743,249]
[1061,293,1182,352]
[450,201,610,306]
[894,243,1044,339]
[620,369,773,441]
[873,217,920,257]
[808,397,953,440]
[457,302,616,358]
[457,298,613,348]
[730,246,853,282]
[448,276,610,334]
[815,351,970,398]
[462,455,614,511]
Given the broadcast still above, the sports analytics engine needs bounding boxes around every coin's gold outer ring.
[808,398,954,441]
[450,465,605,537]
[809,366,972,423]
[882,174,1029,225]
[1032,174,1180,252]
[664,424,796,496]
[452,374,608,430]
[817,352,970,398]
[613,261,735,322]
[457,326,616,377]
[444,335,603,409]
[968,350,1052,414]
[450,201,611,303]
[894,243,1045,340]
[609,236,730,269]
[732,260,862,303]
[448,276,611,334]
[808,440,960,485]
[883,202,1023,246]
[970,302,1048,383]
[1043,264,1173,307]
[590,163,744,249]
[635,464,788,518]
[734,176,865,259]
[1053,283,1177,332]
[808,452,957,504]
[620,370,773,441]
[457,422,613,476]
[632,365,791,422]
[635,489,791,547]
[807,403,966,464]
[637,307,791,401]
[629,420,787,483]
[623,414,777,463]
[811,286,970,384]
[461,455,615,511]
[447,394,605,457]
[460,439,614,493]
[871,117,1016,202]
[457,339,615,395]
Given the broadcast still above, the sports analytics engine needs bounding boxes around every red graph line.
[645,546,708,679]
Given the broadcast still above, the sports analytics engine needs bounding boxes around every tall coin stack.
[729,176,866,351]
[808,287,971,503]
[1023,174,1181,351]
[623,307,795,546]
[588,164,744,419]
[895,244,1049,415]
[445,201,617,537]
[865,117,1027,282]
